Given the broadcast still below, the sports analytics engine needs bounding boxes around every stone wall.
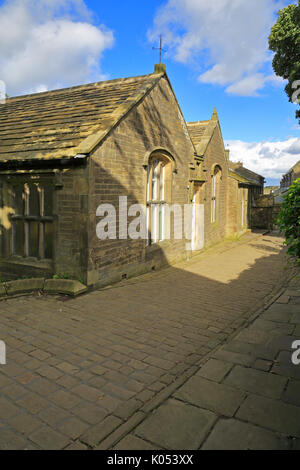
[0,75,266,286]
[0,163,89,283]
[226,178,249,237]
[202,126,229,247]
[54,164,89,282]
[87,76,195,287]
[251,194,281,230]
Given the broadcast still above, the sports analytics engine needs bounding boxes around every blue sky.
[88,0,298,139]
[0,0,299,184]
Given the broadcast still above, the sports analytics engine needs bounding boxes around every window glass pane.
[152,162,159,200]
[43,186,53,216]
[151,204,157,242]
[146,206,150,245]
[13,186,23,215]
[44,222,53,259]
[39,186,44,217]
[29,184,39,216]
[29,221,39,257]
[160,166,165,201]
[146,167,150,201]
[159,204,164,241]
[10,179,54,260]
[13,220,24,256]
[24,184,30,216]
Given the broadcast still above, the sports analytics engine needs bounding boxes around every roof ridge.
[229,168,263,185]
[187,120,210,125]
[230,164,264,180]
[0,71,165,162]
[7,72,160,102]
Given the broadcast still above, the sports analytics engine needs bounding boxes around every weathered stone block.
[265,303,300,316]
[135,398,217,450]
[173,375,246,417]
[237,395,300,437]
[285,288,300,297]
[5,278,45,296]
[276,295,290,304]
[202,418,290,450]
[0,283,7,297]
[196,358,233,382]
[114,434,161,451]
[44,279,87,296]
[224,365,287,399]
[282,379,300,407]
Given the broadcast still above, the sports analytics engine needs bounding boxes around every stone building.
[264,186,280,195]
[228,162,264,235]
[187,109,229,248]
[0,65,264,286]
[280,160,300,189]
[187,114,264,243]
[250,160,300,230]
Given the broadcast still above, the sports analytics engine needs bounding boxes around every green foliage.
[53,273,85,284]
[53,273,70,280]
[277,178,300,266]
[268,1,300,123]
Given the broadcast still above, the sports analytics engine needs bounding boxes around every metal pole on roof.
[153,34,165,64]
[160,35,162,63]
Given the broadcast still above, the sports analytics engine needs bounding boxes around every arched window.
[146,154,172,245]
[211,166,222,223]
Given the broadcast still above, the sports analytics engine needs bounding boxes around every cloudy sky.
[0,0,299,184]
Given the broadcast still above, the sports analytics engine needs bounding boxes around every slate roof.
[187,110,265,187]
[284,159,300,175]
[229,162,264,186]
[186,121,210,147]
[187,108,220,157]
[0,72,163,162]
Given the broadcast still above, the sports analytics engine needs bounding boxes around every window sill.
[0,256,53,270]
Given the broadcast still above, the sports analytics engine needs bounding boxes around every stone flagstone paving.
[0,231,298,450]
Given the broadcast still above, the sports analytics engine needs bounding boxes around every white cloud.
[225,138,300,181]
[225,73,285,96]
[226,74,268,97]
[149,0,287,96]
[0,0,114,96]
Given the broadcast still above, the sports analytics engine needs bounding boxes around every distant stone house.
[228,162,264,235]
[187,114,264,242]
[0,64,264,286]
[280,160,300,189]
[187,109,229,247]
[251,159,300,230]
[264,186,280,195]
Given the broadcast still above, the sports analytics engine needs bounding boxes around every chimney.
[154,63,166,74]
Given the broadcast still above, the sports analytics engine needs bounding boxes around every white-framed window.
[147,157,170,245]
[211,174,216,223]
[211,166,221,224]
